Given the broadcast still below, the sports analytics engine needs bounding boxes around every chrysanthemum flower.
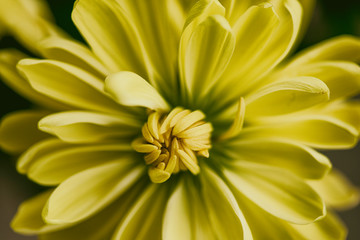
[1,0,360,239]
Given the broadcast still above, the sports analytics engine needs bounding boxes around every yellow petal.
[201,166,253,239]
[105,71,170,111]
[226,137,331,179]
[245,77,329,117]
[0,0,66,53]
[44,160,144,224]
[72,0,147,76]
[28,143,133,186]
[163,177,216,240]
[308,169,360,210]
[17,59,122,114]
[0,49,67,110]
[180,14,235,103]
[11,190,69,235]
[224,161,326,224]
[38,111,141,143]
[39,37,108,78]
[39,180,147,240]
[244,115,358,149]
[111,184,167,240]
[288,35,360,66]
[288,211,347,240]
[0,110,49,154]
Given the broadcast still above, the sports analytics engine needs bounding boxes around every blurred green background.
[0,0,359,239]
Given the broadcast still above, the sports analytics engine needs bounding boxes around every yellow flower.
[0,0,360,239]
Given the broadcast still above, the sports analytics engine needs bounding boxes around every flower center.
[132,107,213,183]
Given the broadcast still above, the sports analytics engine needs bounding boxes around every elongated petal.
[180,14,235,103]
[218,0,302,103]
[288,35,360,66]
[28,143,133,186]
[105,71,170,111]
[11,190,69,234]
[244,116,358,149]
[39,180,147,240]
[111,184,167,240]
[0,49,67,110]
[231,189,295,239]
[201,166,253,239]
[72,0,147,75]
[39,37,108,78]
[226,137,331,179]
[308,169,360,210]
[0,0,65,53]
[245,77,329,117]
[163,177,216,240]
[0,110,49,154]
[288,212,347,240]
[17,138,70,174]
[17,59,122,113]
[44,160,144,224]
[38,111,141,143]
[224,161,326,224]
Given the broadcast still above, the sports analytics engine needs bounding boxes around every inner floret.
[132,107,213,183]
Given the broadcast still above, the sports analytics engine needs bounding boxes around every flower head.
[1,0,360,239]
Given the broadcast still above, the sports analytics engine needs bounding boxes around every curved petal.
[243,115,358,149]
[180,14,235,104]
[11,190,69,235]
[307,169,360,210]
[225,137,331,179]
[217,0,302,105]
[0,0,66,53]
[44,160,144,224]
[163,177,216,240]
[72,0,147,76]
[245,77,329,117]
[105,71,170,111]
[287,212,347,240]
[38,111,141,143]
[0,110,49,154]
[38,180,147,240]
[224,161,326,224]
[39,37,108,78]
[17,138,70,174]
[17,59,123,114]
[28,143,133,186]
[288,35,360,66]
[201,166,253,240]
[0,49,67,110]
[111,184,167,240]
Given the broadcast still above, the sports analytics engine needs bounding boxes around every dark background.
[0,0,359,239]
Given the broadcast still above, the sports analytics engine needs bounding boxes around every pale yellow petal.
[163,177,216,240]
[11,190,69,235]
[44,160,144,224]
[224,161,326,224]
[111,184,167,240]
[28,143,133,186]
[180,14,235,103]
[244,115,358,149]
[245,76,329,117]
[0,49,68,110]
[201,166,253,239]
[39,37,108,78]
[17,59,122,113]
[226,137,331,179]
[39,180,147,240]
[308,169,360,210]
[105,71,170,111]
[0,110,49,154]
[38,111,141,143]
